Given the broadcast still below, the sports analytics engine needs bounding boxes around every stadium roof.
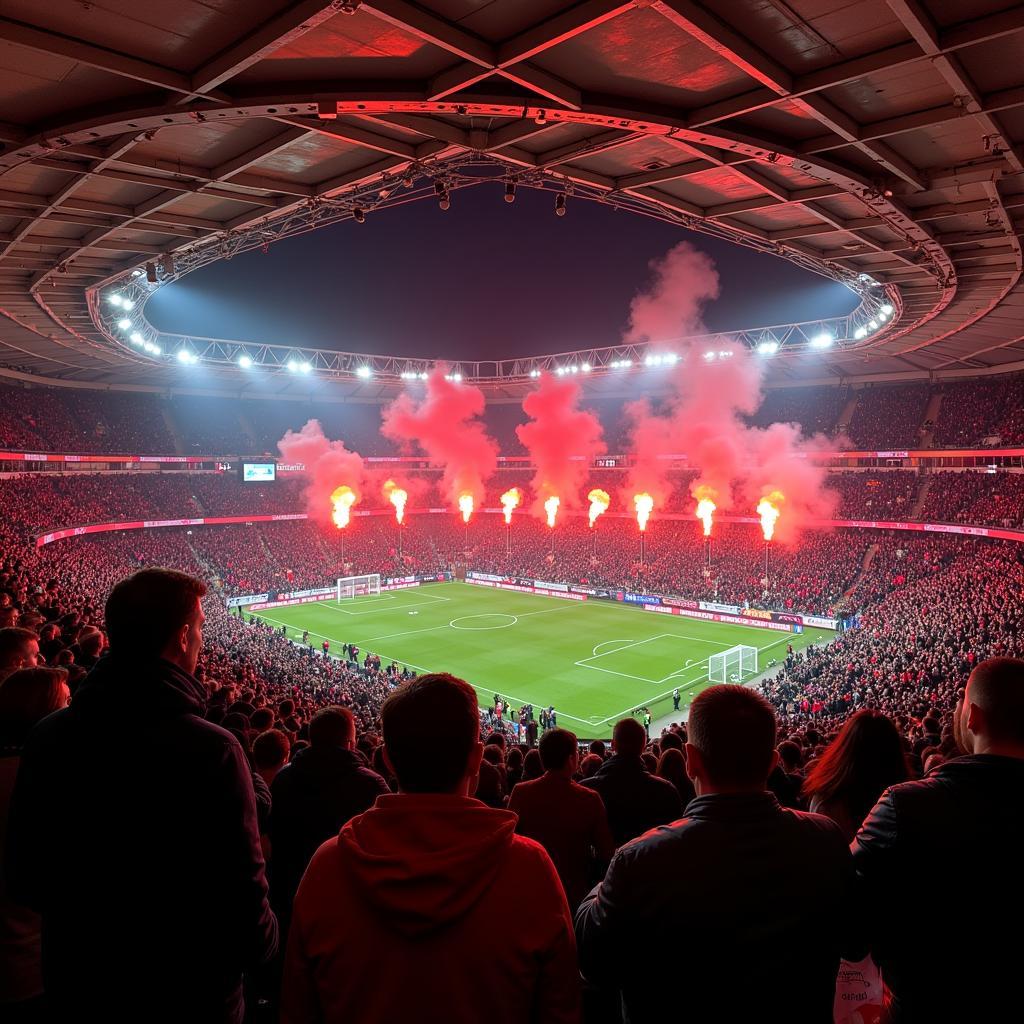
[1,0,1023,394]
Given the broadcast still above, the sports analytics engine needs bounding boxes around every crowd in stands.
[843,383,932,449]
[827,470,917,519]
[932,373,1024,446]
[747,384,846,436]
[919,470,1024,527]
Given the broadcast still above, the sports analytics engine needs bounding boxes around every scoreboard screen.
[241,462,276,482]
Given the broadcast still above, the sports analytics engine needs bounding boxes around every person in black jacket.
[3,568,277,1024]
[270,705,389,928]
[581,717,681,847]
[853,657,1024,1023]
[576,685,857,1023]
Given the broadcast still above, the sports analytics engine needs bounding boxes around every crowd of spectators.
[919,470,1024,527]
[747,384,847,436]
[843,383,932,449]
[932,373,1024,446]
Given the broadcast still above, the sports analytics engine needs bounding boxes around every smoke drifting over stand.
[278,419,366,526]
[381,368,499,514]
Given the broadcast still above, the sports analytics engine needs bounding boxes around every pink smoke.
[625,241,720,344]
[381,368,499,510]
[516,374,606,517]
[278,419,365,527]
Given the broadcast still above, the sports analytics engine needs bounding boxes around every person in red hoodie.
[281,672,580,1024]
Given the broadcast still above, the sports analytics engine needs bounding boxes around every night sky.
[147,181,858,359]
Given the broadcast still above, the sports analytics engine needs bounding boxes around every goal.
[708,645,758,684]
[336,573,381,602]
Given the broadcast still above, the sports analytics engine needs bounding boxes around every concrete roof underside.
[1,0,1023,396]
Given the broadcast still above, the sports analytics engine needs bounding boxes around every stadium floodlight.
[581,362,591,372]
[704,351,716,361]
[129,332,144,345]
[238,354,253,368]
[663,353,678,364]
[287,359,299,372]
[117,318,131,330]
[299,361,313,374]
[570,365,579,374]
[356,365,372,379]
[810,332,833,349]
[881,303,894,315]
[452,372,462,382]
[529,369,541,378]
[757,341,779,355]
[867,320,878,331]
[718,350,733,358]
[418,372,428,380]
[121,298,135,310]
[131,269,144,277]
[177,349,196,364]
[854,326,867,339]
[555,366,566,376]
[107,293,124,307]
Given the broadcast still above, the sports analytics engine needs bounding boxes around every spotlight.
[554,193,566,217]
[810,332,834,349]
[130,332,144,345]
[663,353,678,364]
[570,365,578,374]
[867,320,878,331]
[581,363,591,372]
[353,206,365,224]
[108,293,123,307]
[439,195,450,211]
[757,341,779,355]
[877,309,888,321]
[718,350,733,358]
[177,349,197,364]
[704,351,716,361]
[287,359,299,372]
[418,372,428,380]
[529,369,541,378]
[130,269,144,278]
[146,262,157,284]
[238,354,253,368]
[121,298,135,311]
[117,318,131,330]
[356,365,371,379]
[854,327,867,340]
[435,180,449,210]
[504,181,516,204]
[299,361,312,374]
[555,366,566,376]
[453,372,462,382]
[881,303,894,315]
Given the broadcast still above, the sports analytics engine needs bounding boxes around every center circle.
[449,613,519,631]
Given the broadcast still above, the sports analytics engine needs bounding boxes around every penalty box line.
[327,590,453,617]
[590,633,794,728]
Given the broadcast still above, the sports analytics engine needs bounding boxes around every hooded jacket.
[581,754,682,847]
[4,654,277,1023]
[282,793,580,1024]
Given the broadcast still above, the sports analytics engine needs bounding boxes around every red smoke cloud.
[516,374,606,516]
[381,368,499,510]
[278,419,365,527]
[622,242,835,538]
[625,241,720,344]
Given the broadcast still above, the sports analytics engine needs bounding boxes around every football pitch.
[248,582,832,737]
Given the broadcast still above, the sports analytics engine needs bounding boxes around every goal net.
[708,644,758,684]
[336,573,381,602]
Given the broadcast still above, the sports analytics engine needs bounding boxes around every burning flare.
[383,480,408,525]
[757,491,784,541]
[587,488,610,528]
[694,485,717,538]
[330,485,356,529]
[458,493,474,524]
[500,487,522,525]
[544,495,560,529]
[633,493,654,532]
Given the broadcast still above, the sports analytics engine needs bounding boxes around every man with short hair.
[853,657,1024,1021]
[576,685,856,1022]
[5,568,277,1023]
[582,717,681,847]
[509,728,615,909]
[270,705,389,924]
[0,627,40,679]
[282,673,580,1024]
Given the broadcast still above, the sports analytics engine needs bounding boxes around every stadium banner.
[1,451,216,464]
[532,579,569,592]
[467,571,504,583]
[643,603,803,633]
[803,614,840,629]
[700,600,741,614]
[618,591,660,606]
[249,593,336,611]
[662,596,700,611]
[739,607,805,627]
[466,578,587,601]
[570,585,611,598]
[381,581,421,591]
[227,593,269,607]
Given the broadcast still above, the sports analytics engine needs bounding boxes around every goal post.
[708,644,758,684]
[336,573,381,602]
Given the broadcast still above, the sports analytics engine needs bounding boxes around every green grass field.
[249,582,832,737]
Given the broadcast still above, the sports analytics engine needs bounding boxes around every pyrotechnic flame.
[458,493,474,524]
[694,485,717,538]
[633,492,654,532]
[587,488,610,528]
[757,490,784,541]
[500,487,521,525]
[544,495,560,529]
[383,479,408,525]
[330,485,356,529]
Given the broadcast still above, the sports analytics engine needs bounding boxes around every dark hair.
[657,747,693,805]
[309,706,356,749]
[778,739,803,771]
[484,730,507,750]
[0,667,68,745]
[104,568,207,659]
[252,728,290,770]
[588,739,606,757]
[612,717,646,757]
[660,731,683,752]
[802,710,909,825]
[382,674,479,793]
[688,685,778,787]
[539,728,577,772]
[580,753,602,778]
[968,658,1024,746]
[0,627,38,669]
[522,748,543,781]
[250,708,274,732]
